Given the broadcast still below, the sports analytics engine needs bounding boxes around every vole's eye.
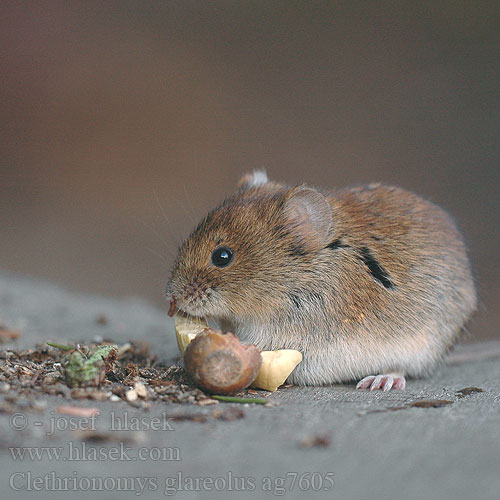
[211,246,234,268]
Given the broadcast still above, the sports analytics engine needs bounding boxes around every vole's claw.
[356,373,406,391]
[356,375,376,389]
[391,375,406,390]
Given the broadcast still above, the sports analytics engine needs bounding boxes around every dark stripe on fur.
[359,247,394,289]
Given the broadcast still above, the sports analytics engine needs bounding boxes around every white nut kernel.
[251,350,303,392]
[174,314,208,355]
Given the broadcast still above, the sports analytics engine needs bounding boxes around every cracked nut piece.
[173,314,302,392]
[174,314,208,355]
[184,329,262,395]
[251,350,303,392]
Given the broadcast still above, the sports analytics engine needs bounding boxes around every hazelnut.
[183,329,262,395]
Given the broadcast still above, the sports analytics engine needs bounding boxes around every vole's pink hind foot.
[356,373,406,391]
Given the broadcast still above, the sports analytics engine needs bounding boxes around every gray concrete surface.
[0,271,499,500]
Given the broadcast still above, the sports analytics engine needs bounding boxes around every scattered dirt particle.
[42,383,71,398]
[169,413,210,423]
[104,349,118,373]
[168,407,245,423]
[126,388,138,402]
[124,363,139,379]
[300,434,331,448]
[70,388,110,401]
[409,399,453,408]
[73,430,143,444]
[0,325,21,343]
[360,399,454,416]
[95,314,109,326]
[119,341,151,364]
[56,405,100,417]
[211,407,245,421]
[134,381,148,399]
[456,387,484,398]
[111,384,129,400]
[196,398,218,406]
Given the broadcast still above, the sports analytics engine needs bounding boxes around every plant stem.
[212,395,268,404]
[46,341,73,351]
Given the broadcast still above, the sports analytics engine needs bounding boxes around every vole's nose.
[168,297,177,317]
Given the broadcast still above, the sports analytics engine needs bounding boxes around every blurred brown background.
[1,2,498,339]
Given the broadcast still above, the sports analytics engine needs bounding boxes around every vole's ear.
[282,186,332,248]
[238,170,269,189]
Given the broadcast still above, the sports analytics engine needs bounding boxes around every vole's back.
[331,184,476,335]
[287,183,477,384]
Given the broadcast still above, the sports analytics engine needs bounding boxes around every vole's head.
[166,171,333,321]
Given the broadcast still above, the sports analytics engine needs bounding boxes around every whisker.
[172,193,196,225]
[183,183,198,223]
[139,219,177,259]
[144,246,171,265]
[153,188,181,247]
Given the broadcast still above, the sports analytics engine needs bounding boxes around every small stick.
[46,341,73,351]
[212,395,268,405]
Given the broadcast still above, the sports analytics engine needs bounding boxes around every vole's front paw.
[356,373,406,391]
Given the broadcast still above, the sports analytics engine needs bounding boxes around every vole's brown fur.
[167,172,476,388]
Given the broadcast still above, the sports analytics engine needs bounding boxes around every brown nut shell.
[183,329,262,395]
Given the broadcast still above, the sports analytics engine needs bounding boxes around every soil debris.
[0,341,262,408]
[0,325,21,343]
[95,314,109,326]
[360,399,454,415]
[299,434,331,448]
[456,387,484,398]
[409,399,453,408]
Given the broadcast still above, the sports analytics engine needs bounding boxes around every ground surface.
[0,272,499,500]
